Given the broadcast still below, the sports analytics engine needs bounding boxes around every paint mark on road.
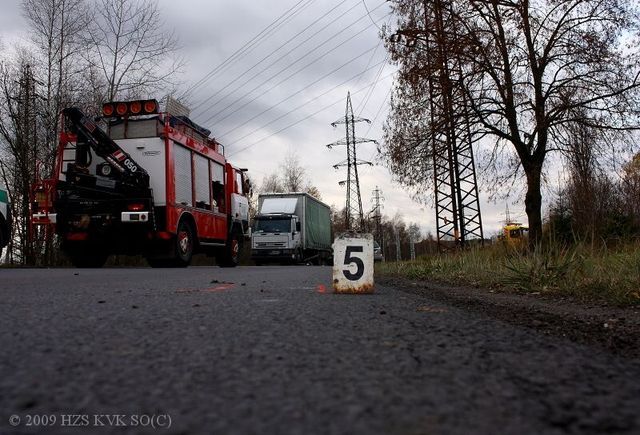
[205,283,235,292]
[176,283,236,294]
[416,305,447,313]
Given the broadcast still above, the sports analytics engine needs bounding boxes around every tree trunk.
[524,164,543,249]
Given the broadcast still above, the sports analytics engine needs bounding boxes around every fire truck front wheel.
[172,220,194,267]
[217,229,242,268]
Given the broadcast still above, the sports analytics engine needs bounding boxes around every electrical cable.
[205,16,389,128]
[191,0,356,112]
[223,58,387,147]
[365,81,394,161]
[227,70,395,157]
[356,52,389,115]
[186,0,314,98]
[217,44,380,138]
[362,0,383,32]
[195,2,389,124]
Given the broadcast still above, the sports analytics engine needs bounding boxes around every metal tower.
[327,92,376,232]
[393,0,484,249]
[371,186,384,242]
[430,0,483,249]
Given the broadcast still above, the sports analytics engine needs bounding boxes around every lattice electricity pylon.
[415,0,484,250]
[371,186,384,243]
[327,92,377,232]
[428,78,484,249]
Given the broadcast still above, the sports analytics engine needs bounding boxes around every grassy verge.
[376,242,640,306]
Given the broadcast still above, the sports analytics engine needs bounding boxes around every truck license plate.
[269,250,281,255]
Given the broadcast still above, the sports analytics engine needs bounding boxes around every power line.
[217,44,380,139]
[365,81,393,161]
[209,15,389,128]
[196,3,389,125]
[185,0,314,97]
[191,0,357,114]
[224,59,389,148]
[356,52,389,115]
[226,70,395,157]
[362,0,383,32]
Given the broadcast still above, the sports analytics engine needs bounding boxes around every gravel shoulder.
[379,275,640,359]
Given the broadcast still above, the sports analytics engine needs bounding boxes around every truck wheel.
[172,220,194,267]
[218,231,241,268]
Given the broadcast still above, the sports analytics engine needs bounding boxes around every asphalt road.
[1,266,639,435]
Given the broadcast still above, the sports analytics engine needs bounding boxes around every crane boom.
[62,107,150,189]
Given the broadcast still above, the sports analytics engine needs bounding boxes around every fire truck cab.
[32,99,250,268]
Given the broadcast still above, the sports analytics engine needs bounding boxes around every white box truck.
[251,192,332,265]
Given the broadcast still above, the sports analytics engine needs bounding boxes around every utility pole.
[409,233,416,261]
[327,92,377,232]
[371,186,384,243]
[408,223,420,261]
[17,64,38,265]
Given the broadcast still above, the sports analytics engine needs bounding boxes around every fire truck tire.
[217,230,241,268]
[172,220,194,267]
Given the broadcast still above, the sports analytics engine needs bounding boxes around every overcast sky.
[0,0,531,238]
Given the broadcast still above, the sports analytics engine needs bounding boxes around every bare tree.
[86,0,183,101]
[385,0,640,247]
[260,173,284,193]
[280,152,306,192]
[18,0,91,264]
[258,152,323,199]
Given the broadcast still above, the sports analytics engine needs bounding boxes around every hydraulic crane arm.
[63,107,150,189]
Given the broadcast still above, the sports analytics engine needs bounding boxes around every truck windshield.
[254,218,291,234]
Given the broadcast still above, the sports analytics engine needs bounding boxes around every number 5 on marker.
[332,233,374,294]
[343,246,365,281]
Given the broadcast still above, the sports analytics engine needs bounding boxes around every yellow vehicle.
[501,222,528,246]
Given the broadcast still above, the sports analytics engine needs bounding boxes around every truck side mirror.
[296,222,301,232]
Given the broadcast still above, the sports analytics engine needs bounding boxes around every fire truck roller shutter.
[173,143,192,206]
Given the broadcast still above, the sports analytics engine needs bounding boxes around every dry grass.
[377,242,640,306]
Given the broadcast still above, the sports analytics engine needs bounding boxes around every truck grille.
[256,242,286,248]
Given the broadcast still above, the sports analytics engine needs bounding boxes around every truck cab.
[252,213,302,264]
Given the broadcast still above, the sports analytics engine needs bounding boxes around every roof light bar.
[102,99,159,117]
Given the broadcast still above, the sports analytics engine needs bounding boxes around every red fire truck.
[31,99,250,268]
